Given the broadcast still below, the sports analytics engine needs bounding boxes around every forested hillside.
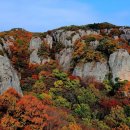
[0,23,130,130]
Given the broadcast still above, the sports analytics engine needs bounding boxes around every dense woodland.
[0,23,130,130]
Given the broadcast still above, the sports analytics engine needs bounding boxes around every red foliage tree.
[100,98,120,109]
[0,88,21,114]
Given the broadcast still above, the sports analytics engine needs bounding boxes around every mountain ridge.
[0,22,130,130]
[1,22,130,94]
[1,22,130,33]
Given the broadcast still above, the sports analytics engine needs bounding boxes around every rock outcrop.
[109,49,130,82]
[73,61,109,82]
[0,44,22,95]
[120,28,130,41]
[45,35,53,49]
[53,29,99,47]
[2,23,130,96]
[29,37,42,64]
[53,29,100,71]
[1,36,14,56]
[73,49,130,82]
[29,37,50,64]
[28,29,130,83]
[55,48,73,71]
[51,28,130,82]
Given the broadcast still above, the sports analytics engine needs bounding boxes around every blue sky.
[0,0,130,32]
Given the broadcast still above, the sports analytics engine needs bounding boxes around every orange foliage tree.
[0,88,76,130]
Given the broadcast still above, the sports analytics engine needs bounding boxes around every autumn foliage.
[0,88,77,130]
[1,24,130,130]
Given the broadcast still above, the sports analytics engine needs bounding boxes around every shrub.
[124,105,130,117]
[75,87,97,106]
[0,88,21,113]
[109,28,124,36]
[61,123,82,130]
[84,36,96,43]
[112,124,130,130]
[16,39,24,46]
[92,119,110,130]
[52,42,65,53]
[0,50,4,56]
[97,37,119,56]
[74,103,91,118]
[32,80,46,94]
[54,96,71,108]
[87,22,117,29]
[53,69,68,81]
[1,114,21,130]
[64,79,81,90]
[104,106,127,127]
[36,93,53,105]
[73,35,105,63]
[100,98,120,110]
[54,80,64,88]
[37,42,50,58]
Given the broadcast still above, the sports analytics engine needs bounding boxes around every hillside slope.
[0,23,130,130]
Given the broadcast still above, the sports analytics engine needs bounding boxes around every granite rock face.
[2,25,130,95]
[45,35,53,49]
[1,36,14,56]
[52,29,130,82]
[120,34,130,41]
[73,49,130,82]
[56,48,73,71]
[28,30,130,82]
[73,61,109,82]
[109,49,130,82]
[53,29,99,47]
[29,37,42,64]
[53,29,100,71]
[0,44,22,95]
[120,28,130,41]
[29,37,50,64]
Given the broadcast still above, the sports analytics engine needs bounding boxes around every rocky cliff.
[46,24,130,82]
[29,37,50,64]
[1,23,130,94]
[38,24,130,83]
[0,39,22,95]
[109,49,130,82]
